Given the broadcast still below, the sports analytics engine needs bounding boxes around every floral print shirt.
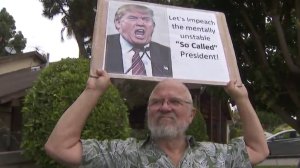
[80,136,251,168]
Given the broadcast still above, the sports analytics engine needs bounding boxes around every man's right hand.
[86,69,111,94]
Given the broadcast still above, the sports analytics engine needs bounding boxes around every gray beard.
[147,119,189,139]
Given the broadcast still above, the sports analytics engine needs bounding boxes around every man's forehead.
[150,80,190,97]
[156,79,186,88]
[125,10,151,16]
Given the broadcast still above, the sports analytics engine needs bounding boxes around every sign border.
[90,0,241,85]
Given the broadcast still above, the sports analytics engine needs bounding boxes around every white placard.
[167,8,229,82]
[90,0,239,85]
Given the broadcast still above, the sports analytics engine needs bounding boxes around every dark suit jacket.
[105,34,173,77]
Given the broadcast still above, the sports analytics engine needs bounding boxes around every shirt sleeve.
[79,139,109,168]
[225,138,252,168]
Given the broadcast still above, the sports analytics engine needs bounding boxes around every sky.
[0,0,78,62]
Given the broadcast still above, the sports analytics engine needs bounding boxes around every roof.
[0,68,41,104]
[0,51,48,64]
[0,51,48,104]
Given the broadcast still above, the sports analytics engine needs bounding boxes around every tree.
[39,0,97,58]
[0,8,26,56]
[163,0,300,133]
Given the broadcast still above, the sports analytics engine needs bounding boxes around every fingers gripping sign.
[224,80,248,101]
[87,69,111,93]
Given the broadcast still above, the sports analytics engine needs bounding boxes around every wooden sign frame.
[90,0,241,85]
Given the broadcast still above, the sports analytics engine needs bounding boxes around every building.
[0,51,48,166]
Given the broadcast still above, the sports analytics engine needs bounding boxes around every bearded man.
[45,69,269,168]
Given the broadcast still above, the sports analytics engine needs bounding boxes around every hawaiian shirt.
[80,136,251,168]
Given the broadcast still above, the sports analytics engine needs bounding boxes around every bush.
[186,109,208,141]
[21,58,130,168]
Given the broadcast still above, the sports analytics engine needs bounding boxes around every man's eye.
[150,100,161,105]
[127,16,138,21]
[169,99,182,106]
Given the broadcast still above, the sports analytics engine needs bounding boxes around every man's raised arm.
[44,69,111,167]
[225,80,269,165]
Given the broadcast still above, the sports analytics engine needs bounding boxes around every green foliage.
[255,166,295,168]
[272,124,293,134]
[229,126,243,139]
[186,109,208,141]
[229,109,285,139]
[40,0,97,58]
[256,110,284,132]
[0,8,26,56]
[21,58,130,168]
[113,79,157,109]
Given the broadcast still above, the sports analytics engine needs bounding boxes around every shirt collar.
[120,35,133,53]
[140,135,197,149]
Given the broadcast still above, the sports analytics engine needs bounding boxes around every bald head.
[149,79,193,104]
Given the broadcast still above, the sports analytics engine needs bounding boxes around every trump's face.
[115,9,155,46]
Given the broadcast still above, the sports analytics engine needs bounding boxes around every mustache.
[156,113,176,121]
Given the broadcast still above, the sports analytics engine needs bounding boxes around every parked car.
[267,129,300,157]
[264,131,273,139]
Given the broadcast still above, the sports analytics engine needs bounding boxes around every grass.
[255,166,295,168]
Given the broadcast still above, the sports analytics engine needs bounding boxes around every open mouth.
[135,29,145,39]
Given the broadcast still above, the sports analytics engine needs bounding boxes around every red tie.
[131,48,146,75]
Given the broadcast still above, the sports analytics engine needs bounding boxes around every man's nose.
[136,18,145,25]
[159,100,172,111]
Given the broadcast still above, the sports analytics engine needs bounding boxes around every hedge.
[21,58,130,168]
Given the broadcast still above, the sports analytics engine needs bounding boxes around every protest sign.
[90,0,240,85]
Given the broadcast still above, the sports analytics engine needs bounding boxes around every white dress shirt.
[120,35,153,76]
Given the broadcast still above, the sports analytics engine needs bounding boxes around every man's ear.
[189,107,196,123]
[152,20,156,27]
[115,20,121,30]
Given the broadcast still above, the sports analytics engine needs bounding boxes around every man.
[105,4,173,77]
[45,69,269,167]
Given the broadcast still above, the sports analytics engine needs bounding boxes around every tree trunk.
[73,28,88,58]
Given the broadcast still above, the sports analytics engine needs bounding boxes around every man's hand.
[224,80,248,101]
[87,69,111,93]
